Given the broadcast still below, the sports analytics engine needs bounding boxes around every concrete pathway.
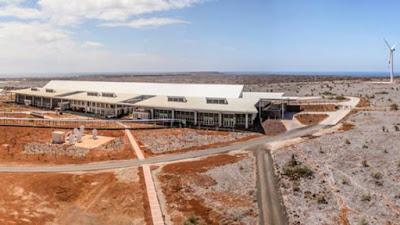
[116,122,145,160]
[295,97,360,126]
[142,165,165,225]
[117,121,164,225]
[320,97,359,125]
[281,118,305,131]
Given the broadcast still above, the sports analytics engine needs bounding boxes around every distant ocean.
[227,71,396,77]
[0,71,395,78]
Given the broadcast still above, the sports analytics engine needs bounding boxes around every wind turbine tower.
[384,39,396,83]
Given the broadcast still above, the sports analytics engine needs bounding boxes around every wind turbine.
[384,39,396,83]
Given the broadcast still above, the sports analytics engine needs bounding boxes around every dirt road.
[255,147,288,225]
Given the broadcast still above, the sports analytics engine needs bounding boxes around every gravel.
[274,111,400,225]
[192,154,259,225]
[135,129,256,154]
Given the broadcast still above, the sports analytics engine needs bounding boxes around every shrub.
[282,154,313,180]
[184,216,199,225]
[336,95,347,101]
[362,160,369,168]
[316,194,328,204]
[341,177,350,185]
[361,192,371,202]
[322,91,335,96]
[345,139,351,145]
[390,103,398,111]
[358,217,368,225]
[371,171,383,180]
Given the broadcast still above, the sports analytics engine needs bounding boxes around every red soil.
[300,104,338,112]
[295,114,328,125]
[157,154,254,225]
[0,170,149,225]
[0,127,135,164]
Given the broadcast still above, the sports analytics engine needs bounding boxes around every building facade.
[12,80,291,129]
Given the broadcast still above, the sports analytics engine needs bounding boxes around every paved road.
[0,124,325,173]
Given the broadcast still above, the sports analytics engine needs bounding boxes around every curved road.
[0,124,325,173]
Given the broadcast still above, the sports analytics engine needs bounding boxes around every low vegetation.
[282,154,313,180]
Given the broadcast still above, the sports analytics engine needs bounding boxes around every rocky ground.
[271,79,400,225]
[153,152,259,225]
[133,128,260,155]
[263,79,399,108]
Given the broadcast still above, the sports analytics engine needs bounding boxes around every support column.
[40,97,43,108]
[150,109,154,119]
[218,113,222,127]
[245,114,249,129]
[171,110,175,127]
[194,111,197,125]
[115,104,118,117]
[50,98,53,109]
[281,103,285,119]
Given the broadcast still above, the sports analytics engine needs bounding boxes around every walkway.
[117,122,145,160]
[117,121,164,225]
[255,147,288,225]
[295,97,360,126]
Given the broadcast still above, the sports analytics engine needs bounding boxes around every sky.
[0,0,398,75]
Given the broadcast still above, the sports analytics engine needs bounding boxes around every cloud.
[0,0,207,74]
[37,0,202,26]
[0,5,41,19]
[82,41,104,48]
[0,0,25,5]
[0,22,68,44]
[100,17,190,28]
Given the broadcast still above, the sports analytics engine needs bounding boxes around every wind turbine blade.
[384,39,391,49]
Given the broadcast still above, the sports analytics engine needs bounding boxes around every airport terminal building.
[12,80,293,129]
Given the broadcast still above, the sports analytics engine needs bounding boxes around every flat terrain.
[154,152,259,225]
[0,168,150,225]
[270,79,400,225]
[0,127,135,164]
[1,75,400,225]
[133,128,261,156]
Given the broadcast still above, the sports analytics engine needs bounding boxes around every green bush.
[184,216,199,225]
[283,154,313,180]
[335,95,347,101]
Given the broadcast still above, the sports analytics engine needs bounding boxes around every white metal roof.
[44,80,244,99]
[60,92,141,104]
[11,88,76,98]
[134,96,259,113]
[242,92,285,99]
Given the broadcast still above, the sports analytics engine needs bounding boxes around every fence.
[0,118,182,130]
